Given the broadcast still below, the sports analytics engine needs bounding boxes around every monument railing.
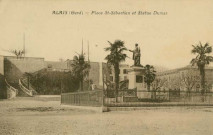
[19,79,33,97]
[105,89,137,98]
[61,90,104,107]
[21,78,37,95]
[103,89,138,104]
[5,79,18,99]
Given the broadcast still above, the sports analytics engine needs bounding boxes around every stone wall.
[0,55,6,98]
[4,56,46,84]
[0,55,4,75]
[45,61,68,70]
[89,62,100,87]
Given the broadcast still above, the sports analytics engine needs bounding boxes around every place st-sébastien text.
[52,10,167,15]
[91,11,167,15]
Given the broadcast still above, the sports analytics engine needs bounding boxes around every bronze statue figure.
[129,43,141,66]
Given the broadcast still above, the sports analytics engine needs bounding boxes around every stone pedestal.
[128,66,145,90]
[127,66,151,99]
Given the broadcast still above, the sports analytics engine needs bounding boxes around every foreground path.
[0,97,213,135]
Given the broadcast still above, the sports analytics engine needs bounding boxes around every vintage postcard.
[0,0,213,135]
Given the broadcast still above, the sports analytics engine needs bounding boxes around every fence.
[104,89,138,103]
[61,89,213,107]
[61,90,103,107]
[135,90,213,105]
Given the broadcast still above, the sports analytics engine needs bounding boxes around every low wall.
[45,61,68,70]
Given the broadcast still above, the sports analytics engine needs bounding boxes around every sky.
[0,0,213,69]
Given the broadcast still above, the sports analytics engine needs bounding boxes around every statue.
[129,43,141,66]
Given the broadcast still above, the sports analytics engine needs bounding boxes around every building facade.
[109,64,130,82]
[157,65,213,92]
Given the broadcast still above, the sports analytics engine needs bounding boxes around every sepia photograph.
[0,0,213,134]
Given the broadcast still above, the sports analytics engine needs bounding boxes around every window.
[123,69,127,74]
[136,75,143,83]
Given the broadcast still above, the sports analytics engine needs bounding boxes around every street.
[0,96,213,135]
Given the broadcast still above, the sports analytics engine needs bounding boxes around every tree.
[191,42,213,94]
[152,78,167,91]
[119,79,129,90]
[9,49,25,59]
[144,65,156,91]
[170,76,182,90]
[70,54,90,91]
[182,70,200,94]
[103,63,114,90]
[151,78,167,99]
[104,40,127,102]
[29,70,80,94]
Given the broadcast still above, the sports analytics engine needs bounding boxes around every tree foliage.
[152,78,167,91]
[182,70,200,92]
[8,49,25,59]
[191,42,213,94]
[29,69,79,95]
[144,65,156,91]
[104,40,127,101]
[70,54,90,91]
